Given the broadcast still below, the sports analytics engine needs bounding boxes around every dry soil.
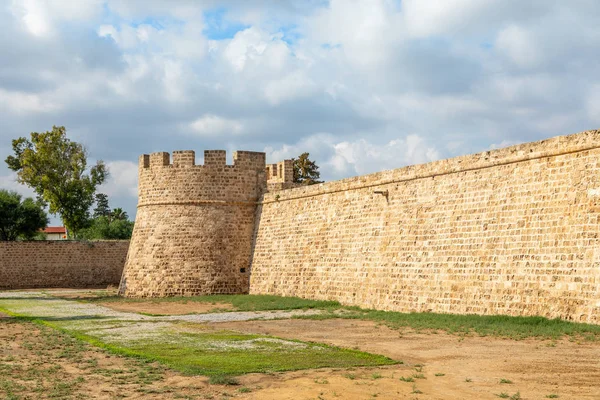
[2,293,600,399]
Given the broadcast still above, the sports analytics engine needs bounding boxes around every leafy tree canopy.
[5,126,108,235]
[77,216,134,240]
[111,207,128,222]
[0,190,49,241]
[92,194,128,223]
[293,152,322,185]
[93,193,111,219]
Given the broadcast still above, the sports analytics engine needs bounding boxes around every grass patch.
[124,329,396,376]
[294,308,600,341]
[208,374,239,385]
[0,305,396,378]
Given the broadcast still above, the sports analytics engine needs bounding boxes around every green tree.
[111,207,128,221]
[93,193,111,219]
[293,152,322,185]
[0,190,49,241]
[5,126,108,235]
[77,216,134,240]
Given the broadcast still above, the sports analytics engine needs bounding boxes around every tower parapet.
[119,149,267,297]
[266,159,298,191]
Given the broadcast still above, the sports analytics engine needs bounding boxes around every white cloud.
[0,173,36,198]
[223,27,290,72]
[99,20,207,60]
[11,0,102,37]
[0,88,60,114]
[483,73,559,105]
[99,161,138,199]
[586,85,600,125]
[105,0,204,20]
[489,140,521,150]
[12,0,51,36]
[496,25,541,69]
[403,0,495,37]
[331,135,441,176]
[308,0,404,70]
[161,59,186,102]
[264,71,316,105]
[97,24,139,49]
[402,0,551,38]
[265,133,440,180]
[189,115,244,136]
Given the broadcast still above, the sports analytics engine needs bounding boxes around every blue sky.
[1,0,600,224]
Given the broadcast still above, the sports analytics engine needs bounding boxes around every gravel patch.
[166,308,322,323]
[93,321,176,343]
[198,337,310,351]
[0,290,325,347]
[0,290,323,324]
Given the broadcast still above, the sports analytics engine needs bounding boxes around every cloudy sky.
[1,0,599,223]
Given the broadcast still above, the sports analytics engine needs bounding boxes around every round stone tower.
[119,149,266,297]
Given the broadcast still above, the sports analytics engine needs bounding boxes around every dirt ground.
[98,301,235,315]
[221,319,600,400]
[3,294,600,399]
[0,318,235,399]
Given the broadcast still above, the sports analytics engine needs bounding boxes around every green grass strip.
[0,305,396,376]
[295,308,600,340]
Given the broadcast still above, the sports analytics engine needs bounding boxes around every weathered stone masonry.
[119,150,268,297]
[251,129,600,324]
[122,129,600,324]
[0,241,128,289]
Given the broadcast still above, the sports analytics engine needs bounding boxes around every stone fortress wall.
[119,150,269,297]
[120,129,600,323]
[0,241,128,289]
[250,129,600,324]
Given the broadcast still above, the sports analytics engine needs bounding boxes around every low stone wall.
[0,241,129,289]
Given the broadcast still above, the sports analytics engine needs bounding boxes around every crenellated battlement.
[266,159,293,182]
[137,148,294,198]
[266,159,299,190]
[149,152,170,167]
[138,150,267,172]
[173,150,196,167]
